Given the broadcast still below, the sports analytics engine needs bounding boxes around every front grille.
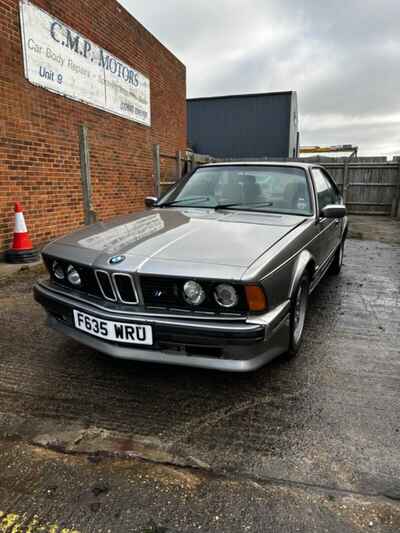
[141,277,180,308]
[140,275,248,314]
[112,273,138,304]
[44,254,246,313]
[95,270,117,301]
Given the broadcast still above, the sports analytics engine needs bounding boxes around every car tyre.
[287,273,310,358]
[329,238,345,275]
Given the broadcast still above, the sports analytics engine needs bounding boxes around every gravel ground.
[0,220,399,532]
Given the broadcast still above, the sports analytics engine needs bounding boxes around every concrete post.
[175,150,182,181]
[153,144,161,198]
[79,125,96,225]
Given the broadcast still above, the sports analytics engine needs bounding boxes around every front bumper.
[34,280,290,372]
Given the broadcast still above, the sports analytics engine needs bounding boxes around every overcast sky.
[118,0,400,157]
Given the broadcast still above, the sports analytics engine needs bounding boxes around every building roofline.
[187,91,295,102]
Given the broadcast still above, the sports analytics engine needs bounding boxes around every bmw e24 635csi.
[34,162,347,372]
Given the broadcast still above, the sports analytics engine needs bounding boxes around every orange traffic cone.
[5,202,39,263]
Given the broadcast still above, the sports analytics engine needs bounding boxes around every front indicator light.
[245,285,267,312]
[67,265,82,287]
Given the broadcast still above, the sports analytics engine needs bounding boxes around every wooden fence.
[306,156,400,216]
[152,145,400,217]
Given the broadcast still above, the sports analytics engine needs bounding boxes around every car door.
[311,167,342,271]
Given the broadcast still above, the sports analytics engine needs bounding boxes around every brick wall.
[0,0,186,253]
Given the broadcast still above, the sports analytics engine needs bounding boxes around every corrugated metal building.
[187,91,299,159]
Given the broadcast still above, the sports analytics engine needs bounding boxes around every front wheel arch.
[287,272,310,357]
[289,250,315,300]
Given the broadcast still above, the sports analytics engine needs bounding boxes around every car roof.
[200,161,321,170]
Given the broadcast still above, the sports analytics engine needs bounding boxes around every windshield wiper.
[158,196,211,208]
[214,201,273,211]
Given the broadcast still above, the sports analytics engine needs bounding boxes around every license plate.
[73,310,153,345]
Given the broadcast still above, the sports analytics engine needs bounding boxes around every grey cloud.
[118,0,400,156]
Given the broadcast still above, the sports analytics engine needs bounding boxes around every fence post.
[342,159,350,204]
[153,143,161,197]
[185,151,192,173]
[393,158,400,218]
[79,125,96,225]
[175,150,182,180]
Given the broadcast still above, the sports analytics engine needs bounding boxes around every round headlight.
[214,284,238,308]
[183,280,206,306]
[52,260,65,280]
[67,265,82,287]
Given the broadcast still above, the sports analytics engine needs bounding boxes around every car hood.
[45,208,306,275]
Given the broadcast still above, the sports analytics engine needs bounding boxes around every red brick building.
[0,0,186,254]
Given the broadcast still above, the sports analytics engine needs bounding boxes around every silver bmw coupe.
[34,162,347,371]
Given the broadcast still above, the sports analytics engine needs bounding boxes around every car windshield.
[158,165,313,216]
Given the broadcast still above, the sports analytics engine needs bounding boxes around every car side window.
[312,169,339,211]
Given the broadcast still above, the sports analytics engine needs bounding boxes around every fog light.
[214,283,238,308]
[67,265,82,287]
[183,280,205,306]
[52,260,64,280]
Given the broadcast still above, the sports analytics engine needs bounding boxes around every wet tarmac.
[0,228,399,532]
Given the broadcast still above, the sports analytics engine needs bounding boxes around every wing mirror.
[320,204,347,218]
[145,196,158,208]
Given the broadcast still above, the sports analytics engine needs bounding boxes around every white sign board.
[19,0,151,126]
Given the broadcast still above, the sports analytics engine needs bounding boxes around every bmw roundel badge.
[109,255,126,265]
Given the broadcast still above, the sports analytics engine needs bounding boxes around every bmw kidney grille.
[95,270,138,305]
